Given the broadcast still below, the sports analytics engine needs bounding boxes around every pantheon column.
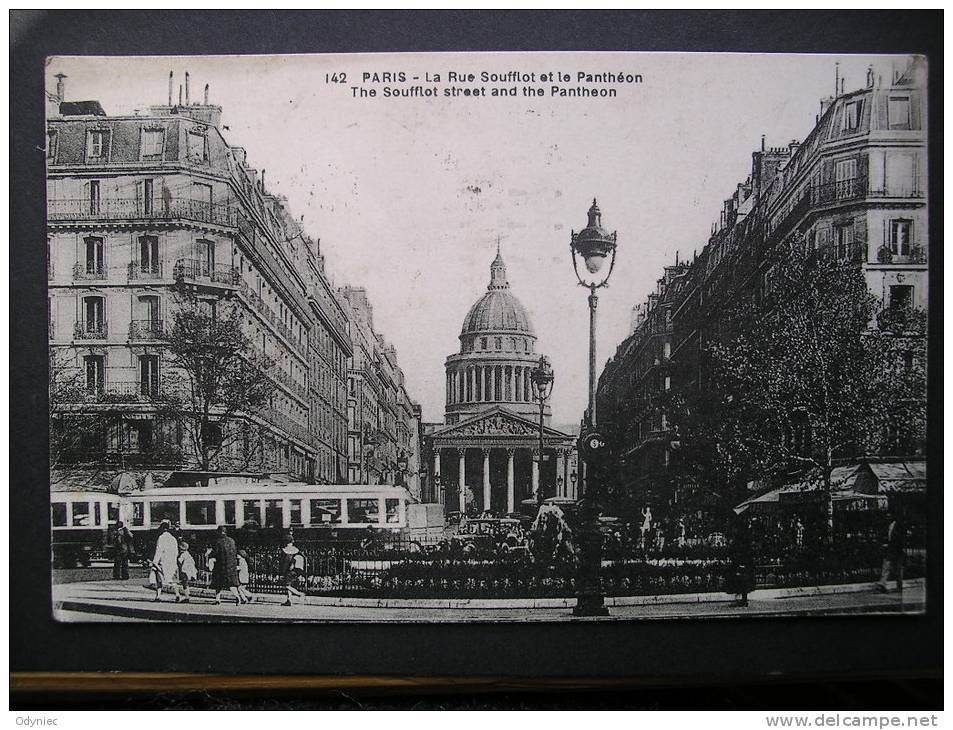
[458,448,466,513]
[506,449,515,513]
[482,448,491,513]
[433,449,442,504]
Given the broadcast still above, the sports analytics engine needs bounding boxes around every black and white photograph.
[43,50,929,626]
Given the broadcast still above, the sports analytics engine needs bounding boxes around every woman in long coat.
[211,526,245,605]
[150,520,179,601]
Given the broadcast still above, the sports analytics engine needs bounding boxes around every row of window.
[462,335,534,354]
[838,95,911,133]
[61,232,215,278]
[47,126,209,165]
[51,496,402,529]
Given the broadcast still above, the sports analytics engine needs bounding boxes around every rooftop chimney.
[834,62,840,97]
[185,71,190,105]
[761,134,766,152]
[178,84,183,107]
[168,71,173,106]
[54,73,67,103]
[204,83,209,105]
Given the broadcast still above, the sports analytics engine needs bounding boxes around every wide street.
[53,576,924,623]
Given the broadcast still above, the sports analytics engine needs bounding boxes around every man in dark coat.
[111,521,134,580]
[877,511,906,593]
[211,526,245,605]
[729,515,756,607]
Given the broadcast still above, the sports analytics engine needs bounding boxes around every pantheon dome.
[460,251,535,337]
[444,249,551,425]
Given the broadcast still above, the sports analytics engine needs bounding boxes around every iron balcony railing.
[73,262,107,281]
[63,380,161,404]
[48,197,239,228]
[129,319,164,340]
[237,280,308,359]
[128,261,163,280]
[810,176,866,206]
[73,321,108,340]
[174,258,240,287]
[272,367,309,401]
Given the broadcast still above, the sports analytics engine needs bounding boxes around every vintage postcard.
[46,52,928,623]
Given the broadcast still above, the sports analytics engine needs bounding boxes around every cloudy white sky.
[47,52,910,425]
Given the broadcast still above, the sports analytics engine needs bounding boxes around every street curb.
[56,577,924,611]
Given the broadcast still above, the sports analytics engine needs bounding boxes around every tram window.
[51,503,68,527]
[243,499,262,526]
[385,499,400,524]
[223,500,236,525]
[348,498,380,524]
[185,500,216,526]
[150,501,179,527]
[310,499,341,525]
[289,499,303,526]
[107,503,120,525]
[131,502,145,527]
[264,499,283,528]
[94,502,102,526]
[72,502,91,527]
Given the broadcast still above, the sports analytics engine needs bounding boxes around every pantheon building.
[426,249,577,515]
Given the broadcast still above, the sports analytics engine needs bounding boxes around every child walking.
[237,549,256,604]
[279,536,306,606]
[176,540,198,603]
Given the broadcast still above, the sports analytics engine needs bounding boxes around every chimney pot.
[54,73,67,103]
[204,83,209,105]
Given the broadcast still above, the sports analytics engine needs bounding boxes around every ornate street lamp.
[569,198,617,617]
[530,355,555,508]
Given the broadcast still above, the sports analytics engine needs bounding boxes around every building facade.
[596,261,689,518]
[340,286,422,497]
[425,250,577,515]
[47,76,351,483]
[596,57,928,517]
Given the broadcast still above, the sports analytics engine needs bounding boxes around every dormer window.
[140,127,165,160]
[186,130,208,162]
[888,96,911,130]
[86,129,108,161]
[840,100,861,131]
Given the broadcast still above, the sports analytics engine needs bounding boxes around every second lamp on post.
[569,198,618,617]
[530,355,554,508]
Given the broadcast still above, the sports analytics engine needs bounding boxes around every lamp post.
[569,198,618,617]
[530,355,555,509]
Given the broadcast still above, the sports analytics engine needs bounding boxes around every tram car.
[50,490,124,567]
[51,471,423,563]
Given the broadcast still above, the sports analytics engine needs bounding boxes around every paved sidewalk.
[53,578,925,623]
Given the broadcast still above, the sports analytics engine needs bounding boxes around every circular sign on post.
[579,430,606,461]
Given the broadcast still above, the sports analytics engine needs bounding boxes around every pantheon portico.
[427,248,577,515]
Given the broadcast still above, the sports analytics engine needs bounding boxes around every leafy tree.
[157,294,277,472]
[48,351,116,483]
[672,240,927,531]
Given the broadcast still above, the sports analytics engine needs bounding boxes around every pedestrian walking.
[729,516,755,608]
[211,525,246,605]
[279,536,306,606]
[111,521,134,580]
[176,540,197,603]
[237,549,255,604]
[149,520,179,602]
[877,511,906,593]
